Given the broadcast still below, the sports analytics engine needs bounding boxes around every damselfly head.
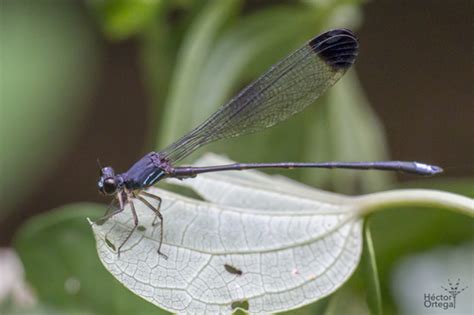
[98,166,120,195]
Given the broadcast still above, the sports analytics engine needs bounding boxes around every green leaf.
[1,303,86,315]
[0,0,99,219]
[321,284,370,315]
[88,0,164,40]
[140,8,181,145]
[397,177,474,197]
[14,204,169,315]
[361,179,474,314]
[157,0,242,148]
[362,220,383,315]
[279,295,332,315]
[303,71,392,193]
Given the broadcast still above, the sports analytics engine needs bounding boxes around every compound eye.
[103,178,117,195]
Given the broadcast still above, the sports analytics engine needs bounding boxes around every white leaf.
[89,154,473,314]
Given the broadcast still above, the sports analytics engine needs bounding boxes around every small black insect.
[224,264,243,276]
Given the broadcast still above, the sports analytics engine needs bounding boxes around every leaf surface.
[90,154,473,313]
[91,155,361,313]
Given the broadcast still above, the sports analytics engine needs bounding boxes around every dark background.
[1,0,472,245]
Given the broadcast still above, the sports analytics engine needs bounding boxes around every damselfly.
[97,29,442,257]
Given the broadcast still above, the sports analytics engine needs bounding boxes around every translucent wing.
[160,29,358,163]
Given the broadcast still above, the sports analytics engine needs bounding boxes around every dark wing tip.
[308,28,359,70]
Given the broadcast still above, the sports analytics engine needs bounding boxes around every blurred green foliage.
[13,203,166,315]
[88,0,165,40]
[361,221,383,315]
[2,0,472,314]
[0,0,99,217]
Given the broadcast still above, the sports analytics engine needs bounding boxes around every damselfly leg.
[116,197,138,257]
[140,191,163,226]
[96,195,123,225]
[136,191,167,259]
[95,188,167,258]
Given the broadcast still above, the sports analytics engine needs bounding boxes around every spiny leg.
[117,199,138,257]
[140,191,162,226]
[136,194,168,260]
